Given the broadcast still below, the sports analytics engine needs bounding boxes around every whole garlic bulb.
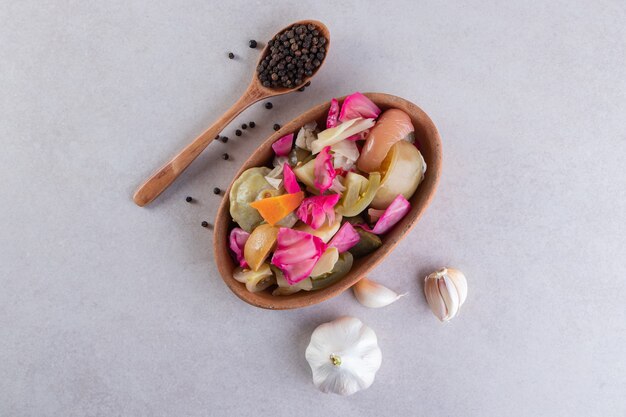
[424,267,468,322]
[305,316,382,396]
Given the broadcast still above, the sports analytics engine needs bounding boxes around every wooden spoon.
[133,20,330,207]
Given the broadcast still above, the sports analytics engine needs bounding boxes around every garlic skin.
[305,316,382,396]
[353,277,406,308]
[424,267,468,322]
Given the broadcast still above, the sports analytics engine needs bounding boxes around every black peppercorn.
[213,187,221,195]
[249,121,256,128]
[221,136,229,143]
[222,153,229,160]
[265,102,273,109]
[273,123,280,131]
[249,39,257,48]
[241,123,247,129]
[185,196,193,203]
[305,81,311,87]
[255,24,327,89]
[228,52,235,59]
[214,135,220,140]
[235,129,242,136]
[201,221,209,228]
[298,86,305,92]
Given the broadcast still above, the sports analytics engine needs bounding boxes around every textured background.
[1,1,625,416]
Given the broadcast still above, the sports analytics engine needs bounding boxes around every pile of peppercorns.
[257,24,326,89]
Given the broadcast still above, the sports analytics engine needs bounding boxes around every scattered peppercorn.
[201,221,209,228]
[305,81,311,87]
[273,123,280,131]
[265,102,273,109]
[221,136,229,143]
[256,24,327,89]
[214,135,220,140]
[185,196,193,203]
[213,187,221,195]
[235,129,242,136]
[241,123,247,129]
[222,153,229,160]
[249,121,256,128]
[228,52,235,59]
[249,39,257,48]
[298,86,305,92]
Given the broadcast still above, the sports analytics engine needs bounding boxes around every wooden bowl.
[213,93,442,309]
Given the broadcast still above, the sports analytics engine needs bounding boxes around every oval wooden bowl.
[213,93,442,309]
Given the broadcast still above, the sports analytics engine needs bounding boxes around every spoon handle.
[133,86,265,207]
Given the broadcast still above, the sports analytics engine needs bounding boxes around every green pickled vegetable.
[290,146,311,165]
[336,172,382,217]
[311,252,354,290]
[229,167,272,232]
[293,159,318,195]
[271,265,313,295]
[348,228,382,259]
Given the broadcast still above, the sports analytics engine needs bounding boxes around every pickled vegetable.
[290,146,311,165]
[295,215,342,243]
[293,158,320,195]
[229,167,272,232]
[276,212,298,228]
[244,224,279,271]
[336,172,381,217]
[357,109,414,173]
[271,265,313,295]
[311,252,354,290]
[295,122,317,151]
[233,263,275,293]
[257,188,282,200]
[310,247,339,277]
[311,117,376,154]
[348,228,382,259]
[249,191,304,226]
[246,269,276,293]
[370,140,426,209]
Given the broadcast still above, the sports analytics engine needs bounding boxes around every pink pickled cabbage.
[282,163,300,194]
[314,146,336,193]
[327,98,339,128]
[229,228,250,268]
[361,194,410,235]
[339,92,381,122]
[296,194,340,230]
[271,228,326,284]
[328,222,360,253]
[272,133,294,157]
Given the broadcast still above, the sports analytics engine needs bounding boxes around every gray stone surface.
[1,1,625,416]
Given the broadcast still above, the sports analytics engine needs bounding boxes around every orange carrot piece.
[249,191,304,225]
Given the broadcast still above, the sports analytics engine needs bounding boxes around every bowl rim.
[213,92,442,309]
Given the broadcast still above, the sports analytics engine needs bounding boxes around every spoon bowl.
[252,19,330,96]
[214,93,442,309]
[133,20,330,207]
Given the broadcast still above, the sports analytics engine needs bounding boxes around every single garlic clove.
[438,274,459,320]
[353,277,406,308]
[446,268,468,305]
[424,275,448,321]
[424,267,468,322]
